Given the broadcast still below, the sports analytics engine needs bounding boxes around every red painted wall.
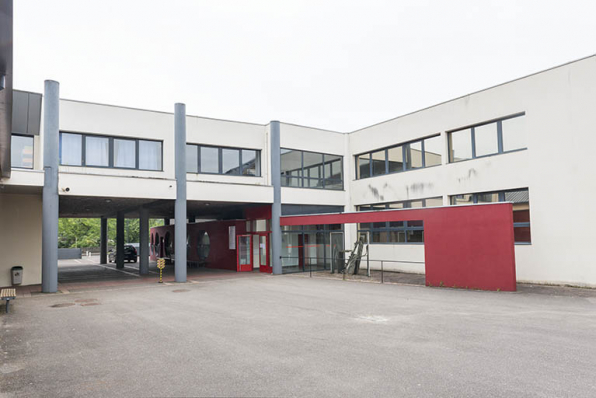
[281,203,517,291]
[150,220,248,271]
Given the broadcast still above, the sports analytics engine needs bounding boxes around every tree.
[58,217,165,248]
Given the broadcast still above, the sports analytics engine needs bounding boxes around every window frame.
[59,131,163,171]
[281,148,344,190]
[186,143,261,177]
[354,134,442,180]
[448,113,526,163]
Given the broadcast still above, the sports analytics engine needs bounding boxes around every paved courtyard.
[1,274,595,397]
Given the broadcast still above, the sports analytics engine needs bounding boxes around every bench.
[1,288,16,313]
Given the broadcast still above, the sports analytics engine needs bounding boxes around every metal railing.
[280,252,424,283]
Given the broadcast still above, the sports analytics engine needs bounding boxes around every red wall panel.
[281,203,516,291]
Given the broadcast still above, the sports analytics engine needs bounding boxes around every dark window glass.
[407,230,424,243]
[513,226,531,243]
[477,192,499,203]
[358,154,370,179]
[114,139,136,168]
[186,145,198,173]
[222,148,240,175]
[200,146,219,173]
[371,150,386,176]
[11,135,33,169]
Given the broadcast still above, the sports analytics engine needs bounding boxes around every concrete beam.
[41,80,59,293]
[100,217,108,264]
[174,103,187,282]
[139,208,149,275]
[116,211,124,269]
[270,121,282,275]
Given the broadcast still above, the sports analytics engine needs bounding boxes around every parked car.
[108,245,137,263]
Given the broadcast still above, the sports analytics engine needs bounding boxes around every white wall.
[0,193,42,287]
[348,55,596,287]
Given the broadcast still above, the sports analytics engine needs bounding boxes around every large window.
[450,188,531,244]
[10,135,34,169]
[281,149,343,190]
[448,114,526,162]
[59,132,162,171]
[281,224,344,273]
[356,135,442,179]
[186,144,261,176]
[356,197,441,244]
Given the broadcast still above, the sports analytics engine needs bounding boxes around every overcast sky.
[13,0,596,132]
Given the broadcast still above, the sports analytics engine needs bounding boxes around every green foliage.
[58,217,164,248]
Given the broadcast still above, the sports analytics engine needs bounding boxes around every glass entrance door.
[258,233,272,273]
[237,234,253,272]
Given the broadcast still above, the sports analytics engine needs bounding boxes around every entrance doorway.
[238,233,271,273]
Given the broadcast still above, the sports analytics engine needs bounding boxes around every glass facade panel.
[241,149,259,176]
[358,154,370,179]
[387,146,403,173]
[477,192,499,203]
[282,149,342,189]
[60,133,82,166]
[424,135,442,167]
[406,141,423,170]
[200,146,219,173]
[85,136,109,167]
[114,139,136,168]
[474,122,498,157]
[222,148,240,175]
[502,116,526,152]
[425,197,443,207]
[449,128,472,162]
[139,140,162,170]
[451,194,473,205]
[186,145,198,173]
[371,150,386,176]
[11,135,33,169]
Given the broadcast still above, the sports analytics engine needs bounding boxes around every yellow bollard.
[157,258,165,283]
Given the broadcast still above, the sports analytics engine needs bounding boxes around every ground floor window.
[450,188,531,244]
[281,224,343,273]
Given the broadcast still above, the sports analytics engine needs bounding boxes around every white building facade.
[1,55,596,288]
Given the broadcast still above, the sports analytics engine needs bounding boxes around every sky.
[12,0,596,132]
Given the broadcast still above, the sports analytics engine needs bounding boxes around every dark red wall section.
[281,203,516,291]
[151,220,247,271]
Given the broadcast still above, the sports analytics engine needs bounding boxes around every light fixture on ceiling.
[105,199,112,203]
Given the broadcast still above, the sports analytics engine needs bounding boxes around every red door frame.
[254,232,272,273]
[236,234,253,272]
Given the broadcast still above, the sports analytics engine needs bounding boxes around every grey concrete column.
[41,80,59,293]
[100,217,108,264]
[270,121,282,275]
[139,208,149,275]
[116,211,124,269]
[174,103,187,282]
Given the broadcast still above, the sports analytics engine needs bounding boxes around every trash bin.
[11,266,23,285]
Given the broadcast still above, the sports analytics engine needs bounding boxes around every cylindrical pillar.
[41,80,59,293]
[270,121,282,275]
[139,208,149,275]
[100,217,108,264]
[116,211,124,269]
[174,103,187,282]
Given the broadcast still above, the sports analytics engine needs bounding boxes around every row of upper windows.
[281,149,343,190]
[59,132,163,170]
[186,144,260,176]
[355,113,527,180]
[356,135,442,179]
